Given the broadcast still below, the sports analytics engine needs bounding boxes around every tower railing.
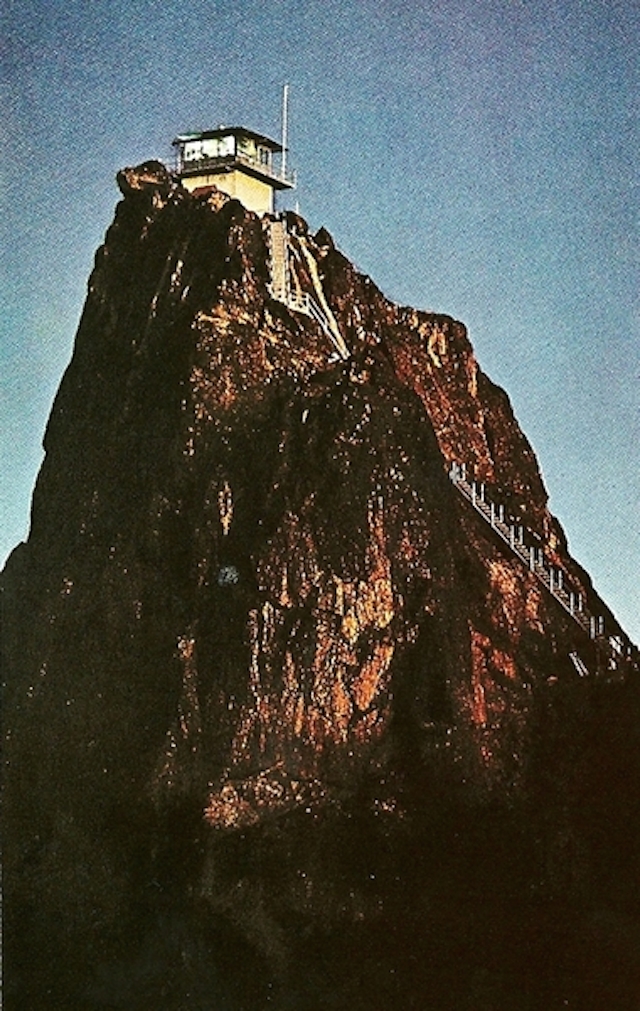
[176,153,294,187]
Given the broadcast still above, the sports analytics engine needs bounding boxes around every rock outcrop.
[2,162,639,1010]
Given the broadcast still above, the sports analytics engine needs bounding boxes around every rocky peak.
[2,162,638,1010]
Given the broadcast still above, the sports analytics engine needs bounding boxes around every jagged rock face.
[3,164,639,1010]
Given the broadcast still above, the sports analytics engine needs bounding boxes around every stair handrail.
[449,462,635,675]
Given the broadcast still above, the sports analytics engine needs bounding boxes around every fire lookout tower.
[172,126,294,215]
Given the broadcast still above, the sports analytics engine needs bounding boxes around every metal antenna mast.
[281,82,289,180]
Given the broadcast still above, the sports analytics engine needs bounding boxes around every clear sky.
[2,0,638,641]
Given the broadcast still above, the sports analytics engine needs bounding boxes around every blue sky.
[2,0,638,640]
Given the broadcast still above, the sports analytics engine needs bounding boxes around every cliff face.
[3,163,639,1010]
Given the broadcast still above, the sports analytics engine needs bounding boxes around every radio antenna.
[281,82,289,180]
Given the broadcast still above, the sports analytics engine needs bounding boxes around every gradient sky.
[2,0,638,640]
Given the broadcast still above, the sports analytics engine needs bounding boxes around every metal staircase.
[449,462,635,675]
[268,219,289,302]
[267,218,350,361]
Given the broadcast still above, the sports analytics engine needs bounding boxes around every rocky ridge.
[2,161,639,1010]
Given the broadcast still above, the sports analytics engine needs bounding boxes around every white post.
[490,503,495,526]
[281,82,289,181]
[529,546,535,570]
[549,569,554,592]
[472,482,476,505]
[509,525,515,547]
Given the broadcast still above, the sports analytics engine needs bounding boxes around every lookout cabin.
[172,127,294,215]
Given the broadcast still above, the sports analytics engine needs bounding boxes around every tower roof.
[172,127,284,152]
